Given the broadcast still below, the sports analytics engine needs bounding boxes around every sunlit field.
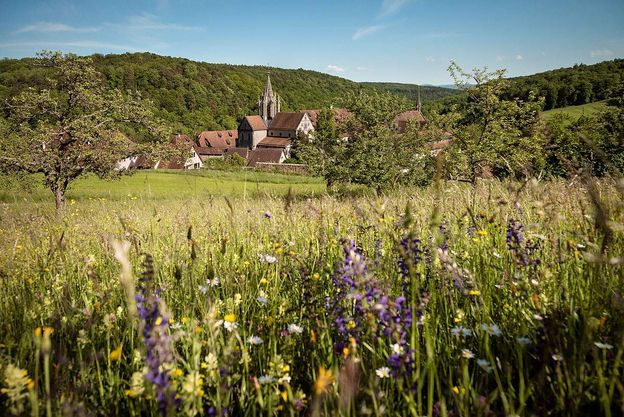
[0,173,622,416]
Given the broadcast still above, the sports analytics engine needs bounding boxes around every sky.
[0,0,623,85]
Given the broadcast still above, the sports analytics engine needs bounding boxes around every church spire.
[263,72,274,97]
[417,85,422,113]
[258,71,279,123]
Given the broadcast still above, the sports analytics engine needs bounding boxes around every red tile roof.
[170,134,193,146]
[247,148,284,167]
[394,110,427,133]
[224,148,250,159]
[242,115,268,131]
[268,112,305,131]
[194,146,226,156]
[257,136,292,148]
[196,130,238,148]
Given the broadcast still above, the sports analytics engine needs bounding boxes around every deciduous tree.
[1,51,167,213]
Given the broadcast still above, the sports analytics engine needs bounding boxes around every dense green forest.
[1,53,622,136]
[366,60,624,113]
[360,82,459,102]
[0,52,402,136]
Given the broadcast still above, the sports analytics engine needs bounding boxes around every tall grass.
[0,178,622,416]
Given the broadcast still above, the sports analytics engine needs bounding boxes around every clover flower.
[287,324,304,334]
[258,254,278,264]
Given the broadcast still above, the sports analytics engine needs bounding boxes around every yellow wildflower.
[477,230,488,236]
[312,273,320,281]
[110,344,123,362]
[224,314,237,323]
[181,317,191,324]
[314,367,334,395]
[468,290,481,296]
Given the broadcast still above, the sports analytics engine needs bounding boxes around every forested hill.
[504,59,624,109]
[0,52,381,134]
[366,60,624,112]
[361,82,460,102]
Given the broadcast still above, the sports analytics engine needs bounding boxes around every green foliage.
[544,106,624,177]
[361,82,461,103]
[303,91,433,191]
[0,51,166,212]
[201,153,247,171]
[0,52,381,137]
[505,59,624,110]
[440,63,545,184]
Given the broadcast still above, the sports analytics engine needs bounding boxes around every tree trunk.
[52,180,68,214]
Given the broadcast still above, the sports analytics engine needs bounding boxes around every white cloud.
[327,64,346,73]
[496,55,504,62]
[15,22,99,34]
[590,49,613,57]
[352,25,384,41]
[425,56,436,63]
[515,54,523,60]
[380,0,412,17]
[97,13,201,34]
[356,66,367,71]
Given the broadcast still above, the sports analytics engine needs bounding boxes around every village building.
[237,115,268,149]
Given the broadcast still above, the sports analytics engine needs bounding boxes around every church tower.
[258,73,281,124]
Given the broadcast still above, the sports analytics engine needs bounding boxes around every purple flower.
[135,255,178,416]
[263,211,272,218]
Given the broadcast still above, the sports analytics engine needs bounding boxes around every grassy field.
[542,100,608,121]
[0,175,623,416]
[0,169,327,204]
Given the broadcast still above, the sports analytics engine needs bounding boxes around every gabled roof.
[197,130,238,148]
[242,115,267,131]
[268,112,305,131]
[257,136,292,148]
[225,147,250,159]
[170,134,193,146]
[247,148,284,167]
[395,110,427,133]
[131,155,155,169]
[194,146,226,156]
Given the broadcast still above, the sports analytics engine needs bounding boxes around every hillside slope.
[0,52,379,135]
[360,82,460,103]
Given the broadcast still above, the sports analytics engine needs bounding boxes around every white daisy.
[375,367,391,378]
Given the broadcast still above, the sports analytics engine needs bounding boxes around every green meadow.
[542,100,608,121]
[0,172,622,416]
[0,170,326,204]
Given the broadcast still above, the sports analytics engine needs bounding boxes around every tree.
[299,91,432,192]
[294,109,346,183]
[1,51,166,213]
[440,62,544,185]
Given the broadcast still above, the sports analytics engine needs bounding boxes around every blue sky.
[0,0,622,85]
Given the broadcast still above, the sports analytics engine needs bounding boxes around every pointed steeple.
[417,85,422,113]
[263,72,274,97]
[258,71,280,123]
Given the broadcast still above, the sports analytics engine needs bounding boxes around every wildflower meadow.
[0,177,623,416]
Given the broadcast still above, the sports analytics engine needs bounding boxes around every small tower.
[258,73,281,124]
[417,86,422,113]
